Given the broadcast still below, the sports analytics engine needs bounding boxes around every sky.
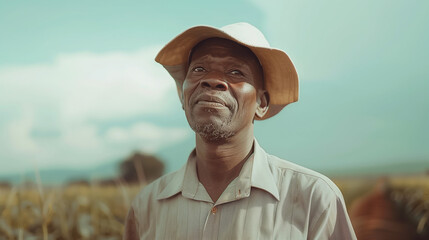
[0,0,428,177]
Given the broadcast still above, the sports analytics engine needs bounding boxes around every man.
[124,22,356,239]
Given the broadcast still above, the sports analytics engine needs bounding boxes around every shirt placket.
[202,203,220,240]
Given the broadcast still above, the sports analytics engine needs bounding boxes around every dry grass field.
[0,182,143,240]
[0,175,428,239]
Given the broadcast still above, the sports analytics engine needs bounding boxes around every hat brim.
[155,25,298,120]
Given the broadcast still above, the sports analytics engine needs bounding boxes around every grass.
[0,183,142,240]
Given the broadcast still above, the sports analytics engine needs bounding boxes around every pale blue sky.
[0,0,428,176]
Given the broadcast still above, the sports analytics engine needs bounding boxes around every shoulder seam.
[268,155,340,196]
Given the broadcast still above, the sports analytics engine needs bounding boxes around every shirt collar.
[251,139,280,201]
[156,162,186,200]
[157,139,280,202]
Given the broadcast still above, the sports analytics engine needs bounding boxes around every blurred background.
[0,0,428,239]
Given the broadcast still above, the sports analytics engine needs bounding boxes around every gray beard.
[192,122,235,142]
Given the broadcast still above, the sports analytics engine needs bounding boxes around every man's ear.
[255,90,269,118]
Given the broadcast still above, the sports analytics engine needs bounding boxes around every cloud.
[105,122,191,153]
[1,46,176,122]
[0,46,190,174]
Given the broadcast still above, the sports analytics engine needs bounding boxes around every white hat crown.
[220,22,271,48]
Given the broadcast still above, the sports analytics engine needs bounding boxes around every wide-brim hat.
[155,22,298,120]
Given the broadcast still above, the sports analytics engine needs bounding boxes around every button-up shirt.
[123,140,357,239]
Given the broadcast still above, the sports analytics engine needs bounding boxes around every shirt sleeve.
[308,196,357,240]
[123,206,140,240]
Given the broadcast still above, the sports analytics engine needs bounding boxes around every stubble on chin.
[191,121,235,142]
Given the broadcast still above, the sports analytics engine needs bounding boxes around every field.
[0,182,143,240]
[0,175,428,239]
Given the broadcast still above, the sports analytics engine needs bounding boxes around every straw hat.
[155,22,298,120]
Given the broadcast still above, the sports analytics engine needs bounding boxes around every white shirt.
[124,140,357,240]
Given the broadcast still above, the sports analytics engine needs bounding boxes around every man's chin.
[191,122,234,142]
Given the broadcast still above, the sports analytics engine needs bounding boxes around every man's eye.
[230,70,243,76]
[192,67,205,72]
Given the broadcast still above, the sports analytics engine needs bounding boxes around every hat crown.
[220,22,271,48]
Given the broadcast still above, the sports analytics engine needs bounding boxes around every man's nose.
[200,73,228,91]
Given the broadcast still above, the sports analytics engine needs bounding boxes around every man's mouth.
[197,100,225,107]
[194,95,229,109]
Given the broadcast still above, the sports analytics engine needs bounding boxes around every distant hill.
[324,159,429,177]
[0,160,119,186]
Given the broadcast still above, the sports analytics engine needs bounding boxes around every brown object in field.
[119,152,165,184]
[66,179,90,187]
[0,181,11,189]
[349,178,418,240]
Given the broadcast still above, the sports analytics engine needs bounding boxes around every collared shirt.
[123,140,357,240]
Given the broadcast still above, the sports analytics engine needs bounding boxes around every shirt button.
[211,206,217,214]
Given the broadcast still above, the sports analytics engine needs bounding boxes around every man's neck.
[194,127,255,202]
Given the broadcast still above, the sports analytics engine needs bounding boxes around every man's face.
[181,38,267,142]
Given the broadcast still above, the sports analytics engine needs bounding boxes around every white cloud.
[6,109,39,154]
[0,46,189,174]
[0,47,175,123]
[105,122,191,154]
